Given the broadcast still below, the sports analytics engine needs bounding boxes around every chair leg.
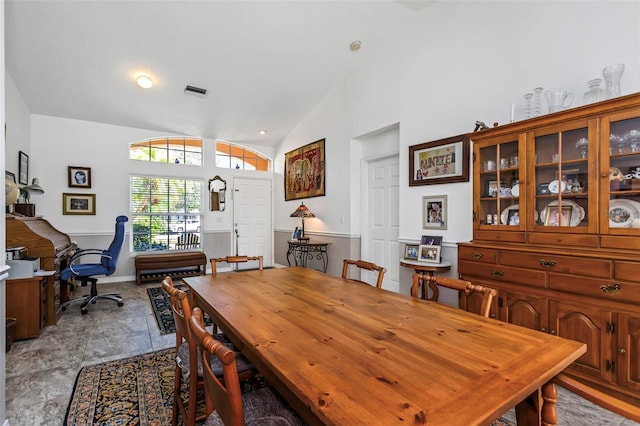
[61,278,123,314]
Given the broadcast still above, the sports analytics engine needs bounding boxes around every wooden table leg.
[514,382,558,426]
[419,271,439,301]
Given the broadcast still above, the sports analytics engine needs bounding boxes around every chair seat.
[177,333,254,377]
[203,387,306,426]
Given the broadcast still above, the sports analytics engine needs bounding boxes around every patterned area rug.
[147,282,212,334]
[64,348,266,425]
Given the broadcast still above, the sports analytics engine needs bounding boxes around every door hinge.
[606,321,616,334]
[606,359,616,372]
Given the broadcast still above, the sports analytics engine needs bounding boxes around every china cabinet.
[459,93,640,418]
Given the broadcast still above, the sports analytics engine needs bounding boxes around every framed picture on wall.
[284,138,326,201]
[63,193,96,215]
[409,134,470,186]
[423,195,447,230]
[18,151,29,185]
[68,166,92,188]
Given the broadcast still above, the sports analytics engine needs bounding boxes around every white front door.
[366,156,400,291]
[232,178,272,269]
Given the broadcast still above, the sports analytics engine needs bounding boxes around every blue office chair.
[61,215,128,314]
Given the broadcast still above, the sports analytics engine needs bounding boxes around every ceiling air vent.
[184,85,208,97]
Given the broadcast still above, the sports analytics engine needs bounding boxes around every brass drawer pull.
[600,283,621,293]
[539,259,557,268]
[490,270,504,277]
[471,252,483,259]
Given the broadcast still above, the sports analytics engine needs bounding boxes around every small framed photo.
[423,195,447,230]
[63,193,96,215]
[404,244,419,260]
[68,166,92,188]
[507,209,520,226]
[291,226,300,241]
[544,205,572,226]
[18,151,29,185]
[418,244,441,264]
[486,180,505,198]
[5,171,16,183]
[420,235,442,246]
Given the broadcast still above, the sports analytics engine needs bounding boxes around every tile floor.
[5,280,174,425]
[4,280,639,426]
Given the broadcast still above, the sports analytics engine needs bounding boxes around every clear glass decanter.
[523,93,533,119]
[532,87,544,117]
[603,64,625,99]
[583,78,605,105]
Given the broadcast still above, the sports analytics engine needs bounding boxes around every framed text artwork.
[284,138,326,201]
[409,134,470,186]
[63,193,96,215]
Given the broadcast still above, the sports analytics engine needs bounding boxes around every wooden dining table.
[185,267,586,426]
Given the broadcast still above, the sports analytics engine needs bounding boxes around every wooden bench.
[134,251,207,285]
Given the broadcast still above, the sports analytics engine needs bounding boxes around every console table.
[286,240,329,272]
[400,259,451,300]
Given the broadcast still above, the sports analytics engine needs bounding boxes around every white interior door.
[232,178,272,268]
[366,156,400,291]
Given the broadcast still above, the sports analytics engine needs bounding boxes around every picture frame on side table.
[63,193,96,215]
[409,134,470,186]
[423,195,447,230]
[418,244,441,264]
[291,227,300,241]
[420,235,443,246]
[404,244,419,260]
[18,151,29,185]
[68,166,92,188]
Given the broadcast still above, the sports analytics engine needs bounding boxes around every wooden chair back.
[341,259,386,288]
[161,276,200,426]
[176,233,200,249]
[189,307,245,426]
[411,273,497,318]
[210,255,263,275]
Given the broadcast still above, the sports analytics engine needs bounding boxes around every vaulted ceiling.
[5,0,434,148]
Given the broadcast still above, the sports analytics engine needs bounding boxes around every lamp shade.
[25,178,44,195]
[289,202,315,218]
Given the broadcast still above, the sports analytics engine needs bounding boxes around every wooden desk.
[185,267,585,426]
[400,259,451,300]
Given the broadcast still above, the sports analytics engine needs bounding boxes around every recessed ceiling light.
[350,40,362,51]
[136,75,153,89]
[258,129,267,135]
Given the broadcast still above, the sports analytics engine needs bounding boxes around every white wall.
[5,72,30,176]
[27,115,274,240]
[275,1,640,254]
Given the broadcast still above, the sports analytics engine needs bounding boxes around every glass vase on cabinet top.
[533,126,590,230]
[478,139,521,227]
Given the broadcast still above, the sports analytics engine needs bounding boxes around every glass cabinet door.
[476,136,522,228]
[602,111,640,234]
[532,120,595,233]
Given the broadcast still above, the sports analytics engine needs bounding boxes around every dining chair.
[161,277,255,426]
[341,259,386,288]
[189,307,307,426]
[210,255,263,275]
[411,273,497,318]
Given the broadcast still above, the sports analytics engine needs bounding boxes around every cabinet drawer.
[614,260,640,282]
[528,233,598,248]
[601,235,640,251]
[473,230,526,243]
[549,273,640,304]
[499,251,610,279]
[458,246,497,264]
[459,260,546,288]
